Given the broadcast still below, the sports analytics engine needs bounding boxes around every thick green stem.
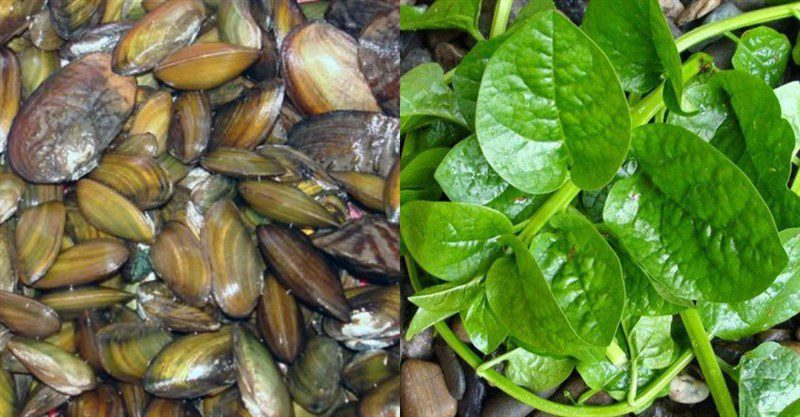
[680,309,738,417]
[606,340,629,367]
[490,0,514,39]
[519,180,581,245]
[630,53,709,126]
[406,257,695,417]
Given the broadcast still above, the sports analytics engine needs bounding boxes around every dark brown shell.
[0,0,46,45]
[61,22,134,61]
[325,0,395,37]
[7,53,137,183]
[50,0,104,39]
[312,216,400,282]
[358,10,399,116]
[168,91,212,164]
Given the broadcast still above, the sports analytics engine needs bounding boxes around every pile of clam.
[0,0,399,415]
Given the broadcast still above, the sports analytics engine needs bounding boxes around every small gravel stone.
[660,0,685,19]
[481,392,534,417]
[434,42,467,72]
[458,366,486,417]
[402,48,433,75]
[402,360,458,417]
[757,328,793,344]
[669,373,711,405]
[434,337,467,400]
[403,327,435,360]
[677,0,722,26]
[730,0,764,11]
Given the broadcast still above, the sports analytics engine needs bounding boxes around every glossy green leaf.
[739,342,800,417]
[408,277,483,312]
[779,397,800,417]
[475,10,630,194]
[402,120,469,162]
[452,37,506,129]
[626,315,675,369]
[504,348,574,393]
[604,124,787,302]
[529,210,625,348]
[577,344,660,402]
[461,291,507,354]
[583,0,683,100]
[611,239,686,317]
[400,63,467,133]
[400,147,449,204]
[732,27,790,87]
[400,0,483,40]
[485,235,605,362]
[400,201,514,281]
[406,307,456,340]
[699,229,800,340]
[435,136,541,222]
[774,82,800,150]
[666,79,730,143]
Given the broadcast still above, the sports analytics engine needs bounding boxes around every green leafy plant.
[401,0,800,416]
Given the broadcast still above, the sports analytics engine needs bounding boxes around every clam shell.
[0,290,61,339]
[322,286,400,351]
[168,91,212,163]
[358,9,399,116]
[19,44,60,98]
[160,186,204,238]
[7,53,136,183]
[0,368,14,417]
[201,147,284,179]
[0,48,20,152]
[330,171,385,211]
[67,384,125,417]
[129,91,173,156]
[33,239,129,289]
[65,198,117,243]
[19,183,64,210]
[272,0,306,45]
[18,383,69,417]
[154,42,260,90]
[239,181,340,228]
[312,216,401,282]
[119,382,150,417]
[203,200,264,318]
[90,153,174,210]
[282,22,379,115]
[28,9,64,51]
[257,224,350,321]
[137,281,221,333]
[113,0,206,75]
[287,337,345,414]
[203,388,252,417]
[77,179,156,243]
[210,79,284,149]
[384,159,399,224]
[0,224,18,292]
[0,173,24,224]
[218,0,262,49]
[144,327,236,399]
[114,132,161,157]
[207,76,253,107]
[0,0,45,45]
[97,323,173,383]
[233,326,293,417]
[16,201,65,285]
[343,350,399,395]
[144,399,202,417]
[61,22,133,60]
[38,287,135,316]
[6,337,96,395]
[150,221,212,306]
[257,275,305,364]
[50,0,104,39]
[358,376,400,417]
[75,310,105,372]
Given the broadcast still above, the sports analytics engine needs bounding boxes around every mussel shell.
[67,384,125,417]
[0,224,18,292]
[330,171,385,211]
[233,326,293,417]
[150,221,212,306]
[201,147,284,179]
[102,0,146,23]
[203,200,264,318]
[119,382,150,417]
[312,216,400,282]
[18,383,69,417]
[144,327,236,399]
[272,0,306,45]
[0,173,23,224]
[129,91,173,156]
[287,337,345,414]
[28,9,64,51]
[203,388,252,417]
[218,0,261,49]
[16,201,65,285]
[18,45,60,99]
[154,42,260,90]
[0,290,61,339]
[97,322,173,382]
[207,76,253,107]
[358,376,400,417]
[33,239,129,289]
[282,22,379,115]
[115,132,161,157]
[239,181,341,228]
[61,22,133,60]
[6,337,96,395]
[19,182,64,210]
[257,224,350,321]
[8,53,136,183]
[50,0,104,39]
[38,286,135,316]
[137,281,221,332]
[0,0,45,45]
[211,79,284,149]
[322,286,400,350]
[287,111,399,177]
[358,10,399,116]
[145,399,203,417]
[257,275,305,364]
[113,0,206,75]
[343,350,399,395]
[0,48,20,152]
[65,198,117,243]
[384,159,399,224]
[77,179,156,243]
[90,153,174,210]
[0,368,14,417]
[325,0,395,37]
[75,310,105,372]
[169,91,212,163]
[160,186,204,238]
[181,169,237,213]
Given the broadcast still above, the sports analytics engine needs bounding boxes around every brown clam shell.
[0,0,45,45]
[50,0,104,39]
[330,171,385,211]
[33,239,129,289]
[207,76,253,107]
[29,9,64,51]
[61,22,133,61]
[358,9,399,116]
[145,399,202,417]
[150,221,213,307]
[287,336,345,414]
[18,383,70,417]
[322,285,400,350]
[129,91,173,156]
[343,350,399,395]
[136,281,221,333]
[211,79,284,149]
[204,200,264,318]
[239,181,341,228]
[113,0,206,75]
[67,384,125,417]
[168,91,212,163]
[0,48,20,152]
[155,42,260,90]
[0,224,18,292]
[16,201,65,285]
[19,45,60,99]
[233,325,293,417]
[0,290,61,339]
[384,158,399,224]
[218,0,262,50]
[282,21,379,115]
[97,322,173,383]
[65,198,117,243]
[0,172,24,224]
[77,179,156,243]
[257,275,305,364]
[312,216,401,282]
[358,376,400,417]
[75,310,105,372]
[119,382,150,417]
[272,0,306,45]
[114,132,160,157]
[203,388,252,417]
[38,287,135,316]
[7,53,136,183]
[90,153,174,210]
[257,224,350,321]
[6,337,96,395]
[201,147,284,179]
[0,368,11,417]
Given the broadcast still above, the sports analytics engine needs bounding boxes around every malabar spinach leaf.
[402,120,469,162]
[485,235,605,362]
[779,397,800,417]
[399,0,484,41]
[400,147,449,204]
[452,37,506,129]
[604,123,787,302]
[774,82,800,150]
[529,210,625,348]
[475,10,631,194]
[406,307,456,340]
[577,344,660,402]
[400,63,467,133]
[504,348,574,393]
[462,290,508,354]
[625,315,676,370]
[612,239,687,317]
[401,201,514,281]
[739,342,800,417]
[732,27,790,87]
[408,276,483,312]
[699,229,800,340]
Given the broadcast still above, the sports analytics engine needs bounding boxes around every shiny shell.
[50,0,104,39]
[211,79,284,149]
[202,388,252,417]
[7,53,136,183]
[75,310,105,372]
[257,275,305,364]
[119,382,150,417]
[0,48,20,152]
[114,132,161,157]
[287,337,345,414]
[18,383,70,417]
[150,221,213,306]
[0,0,45,44]
[113,0,206,75]
[358,9,399,116]
[0,290,61,339]
[145,399,202,417]
[168,91,212,163]
[15,201,65,285]
[61,22,133,60]
[90,153,174,210]
[201,147,284,179]
[203,200,264,318]
[358,376,400,417]
[77,179,156,243]
[67,384,125,417]
[18,45,60,99]
[239,181,341,228]
[218,0,262,49]
[0,368,14,417]
[0,172,24,223]
[282,21,379,115]
[97,323,173,383]
[137,281,221,333]
[33,239,129,289]
[233,326,293,417]
[272,0,306,45]
[0,224,18,292]
[322,286,400,350]
[154,42,260,90]
[129,91,173,156]
[330,171,385,211]
[38,287,135,316]
[6,337,96,395]
[29,9,63,51]
[343,350,398,395]
[144,327,236,398]
[312,216,401,281]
